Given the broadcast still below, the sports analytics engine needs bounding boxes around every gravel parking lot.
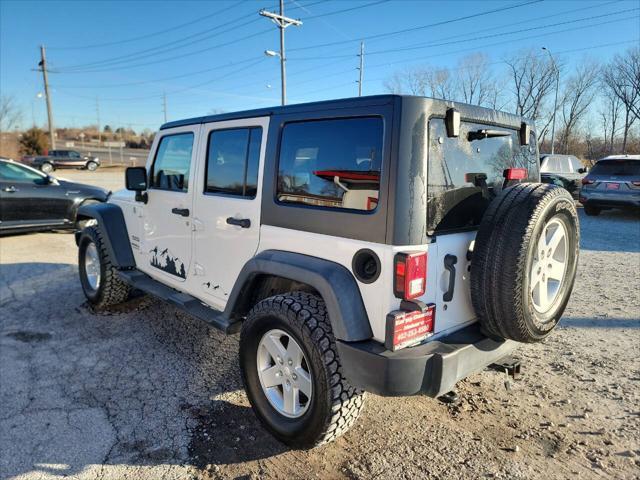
[1,170,639,480]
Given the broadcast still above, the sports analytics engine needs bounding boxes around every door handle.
[226,217,251,228]
[443,254,457,302]
[171,208,190,217]
[2,186,17,193]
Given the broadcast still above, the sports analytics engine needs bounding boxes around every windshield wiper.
[467,129,511,141]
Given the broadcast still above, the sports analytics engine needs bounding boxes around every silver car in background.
[579,155,640,216]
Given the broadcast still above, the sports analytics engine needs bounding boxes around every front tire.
[40,162,53,173]
[240,292,365,449]
[78,226,131,308]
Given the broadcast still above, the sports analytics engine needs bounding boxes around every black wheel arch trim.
[226,250,373,342]
[74,203,136,269]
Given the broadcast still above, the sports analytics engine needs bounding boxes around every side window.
[0,162,47,184]
[277,117,383,211]
[150,133,194,192]
[205,127,262,198]
[570,156,582,172]
[69,151,81,159]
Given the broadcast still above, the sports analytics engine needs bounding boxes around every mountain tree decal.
[149,246,186,279]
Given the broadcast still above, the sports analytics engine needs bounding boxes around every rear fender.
[226,250,373,342]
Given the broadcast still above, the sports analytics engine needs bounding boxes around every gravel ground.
[1,170,639,480]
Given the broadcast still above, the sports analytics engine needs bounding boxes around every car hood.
[57,178,110,200]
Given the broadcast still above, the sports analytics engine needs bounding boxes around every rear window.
[428,119,538,234]
[277,117,383,211]
[590,160,640,176]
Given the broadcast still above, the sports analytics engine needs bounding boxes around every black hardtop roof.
[160,94,529,130]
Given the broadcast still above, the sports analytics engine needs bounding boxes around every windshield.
[590,160,640,176]
[427,119,538,234]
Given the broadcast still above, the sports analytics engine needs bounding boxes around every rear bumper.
[336,324,516,397]
[579,191,640,208]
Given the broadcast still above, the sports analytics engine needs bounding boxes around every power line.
[52,56,267,89]
[291,6,640,60]
[52,0,361,73]
[299,0,390,19]
[55,13,263,72]
[293,38,640,97]
[216,1,634,93]
[56,58,267,102]
[52,27,271,74]
[48,1,244,50]
[287,0,543,52]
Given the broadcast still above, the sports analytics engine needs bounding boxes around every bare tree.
[0,95,22,132]
[602,47,640,152]
[456,53,500,108]
[384,67,428,96]
[384,65,455,100]
[504,50,557,120]
[599,87,623,154]
[557,61,600,153]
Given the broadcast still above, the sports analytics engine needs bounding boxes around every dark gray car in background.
[0,158,109,235]
[22,149,100,173]
[579,155,640,216]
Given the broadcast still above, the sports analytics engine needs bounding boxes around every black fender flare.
[74,203,136,269]
[225,250,373,342]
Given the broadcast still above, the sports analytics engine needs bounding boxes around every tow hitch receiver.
[490,356,522,379]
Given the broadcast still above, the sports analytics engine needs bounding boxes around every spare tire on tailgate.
[471,183,579,343]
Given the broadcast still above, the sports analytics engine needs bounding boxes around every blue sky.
[1,0,638,132]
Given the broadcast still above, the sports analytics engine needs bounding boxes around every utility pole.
[96,97,101,144]
[357,41,365,97]
[38,45,56,150]
[542,47,559,155]
[260,0,302,106]
[162,92,167,123]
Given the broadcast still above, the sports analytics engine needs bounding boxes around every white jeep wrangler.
[76,95,579,448]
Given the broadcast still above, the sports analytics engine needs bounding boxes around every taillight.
[394,252,427,300]
[582,178,595,185]
[503,168,528,180]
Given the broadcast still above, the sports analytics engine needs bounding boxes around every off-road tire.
[471,183,579,343]
[40,162,54,173]
[78,226,131,308]
[584,205,600,216]
[240,292,365,449]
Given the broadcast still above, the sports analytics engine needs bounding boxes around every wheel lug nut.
[292,373,297,381]
[287,359,293,366]
[276,371,282,377]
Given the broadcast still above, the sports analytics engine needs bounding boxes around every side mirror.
[126,167,147,191]
[125,167,148,203]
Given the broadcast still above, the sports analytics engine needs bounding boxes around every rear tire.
[86,161,98,171]
[471,183,579,343]
[78,226,131,308]
[584,205,600,216]
[240,292,365,449]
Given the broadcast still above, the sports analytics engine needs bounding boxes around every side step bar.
[117,270,241,334]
